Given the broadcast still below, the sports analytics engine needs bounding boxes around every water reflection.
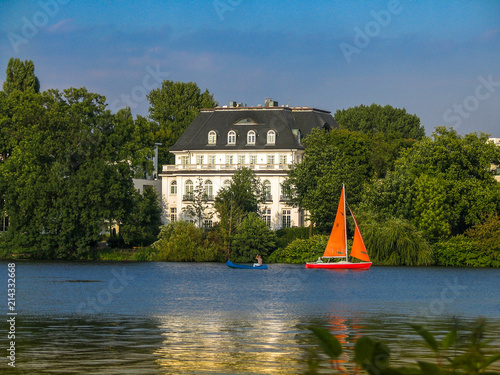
[9,262,500,374]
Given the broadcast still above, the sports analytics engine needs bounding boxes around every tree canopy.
[0,59,163,257]
[283,128,372,230]
[3,58,40,95]
[147,80,217,164]
[334,103,425,140]
[361,127,500,240]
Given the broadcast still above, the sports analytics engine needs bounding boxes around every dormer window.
[267,130,276,144]
[247,130,256,145]
[228,130,236,145]
[208,130,217,145]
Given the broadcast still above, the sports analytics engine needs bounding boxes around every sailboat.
[305,185,372,270]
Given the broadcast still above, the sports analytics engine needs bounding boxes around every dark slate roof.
[169,106,338,151]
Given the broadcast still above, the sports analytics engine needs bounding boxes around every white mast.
[343,184,348,262]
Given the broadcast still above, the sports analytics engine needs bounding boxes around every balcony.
[163,163,290,172]
[183,194,194,201]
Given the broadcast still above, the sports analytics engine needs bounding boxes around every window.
[267,130,276,144]
[170,208,177,222]
[263,180,272,201]
[205,180,213,198]
[170,181,177,194]
[247,130,256,145]
[181,156,189,165]
[250,155,257,165]
[226,155,233,165]
[185,180,194,199]
[282,209,291,228]
[238,155,245,165]
[223,180,231,189]
[267,155,275,165]
[203,219,213,229]
[228,130,236,144]
[208,131,217,144]
[196,155,204,165]
[279,155,287,165]
[208,155,216,165]
[263,209,272,228]
[281,185,290,201]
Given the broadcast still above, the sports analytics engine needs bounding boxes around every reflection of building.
[490,138,500,182]
[160,99,337,229]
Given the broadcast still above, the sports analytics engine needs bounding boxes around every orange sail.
[323,186,347,258]
[349,208,370,262]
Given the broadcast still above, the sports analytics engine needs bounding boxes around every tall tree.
[147,80,217,164]
[3,58,40,95]
[334,103,425,140]
[119,186,163,247]
[214,168,265,258]
[0,87,136,258]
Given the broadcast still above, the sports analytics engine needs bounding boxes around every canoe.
[226,260,268,270]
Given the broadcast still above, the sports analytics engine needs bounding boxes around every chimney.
[229,101,237,107]
[265,98,278,107]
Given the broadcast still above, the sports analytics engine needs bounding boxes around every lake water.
[4,261,500,374]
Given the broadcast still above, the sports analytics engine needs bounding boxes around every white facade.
[160,150,305,229]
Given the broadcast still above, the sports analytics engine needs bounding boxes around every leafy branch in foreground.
[308,319,500,374]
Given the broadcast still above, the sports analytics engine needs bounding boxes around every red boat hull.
[305,261,372,270]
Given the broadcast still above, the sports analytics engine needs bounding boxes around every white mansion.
[159,99,337,229]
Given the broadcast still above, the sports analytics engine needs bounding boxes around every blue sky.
[1,0,499,136]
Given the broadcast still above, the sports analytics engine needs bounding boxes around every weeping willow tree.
[360,216,433,266]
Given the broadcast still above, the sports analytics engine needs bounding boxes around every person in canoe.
[254,254,263,267]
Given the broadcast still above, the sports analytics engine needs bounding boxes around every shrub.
[152,221,217,261]
[275,226,312,250]
[269,235,328,264]
[362,216,433,265]
[434,235,497,267]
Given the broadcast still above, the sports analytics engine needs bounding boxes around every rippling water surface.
[5,262,500,374]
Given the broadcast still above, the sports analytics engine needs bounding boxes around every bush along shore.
[6,222,500,267]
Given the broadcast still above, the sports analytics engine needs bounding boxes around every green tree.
[283,128,372,231]
[147,81,217,164]
[231,213,276,262]
[119,186,163,247]
[360,214,433,265]
[111,108,159,178]
[152,221,216,261]
[182,176,212,227]
[3,58,40,95]
[0,87,136,258]
[214,167,265,258]
[334,103,425,140]
[362,127,500,240]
